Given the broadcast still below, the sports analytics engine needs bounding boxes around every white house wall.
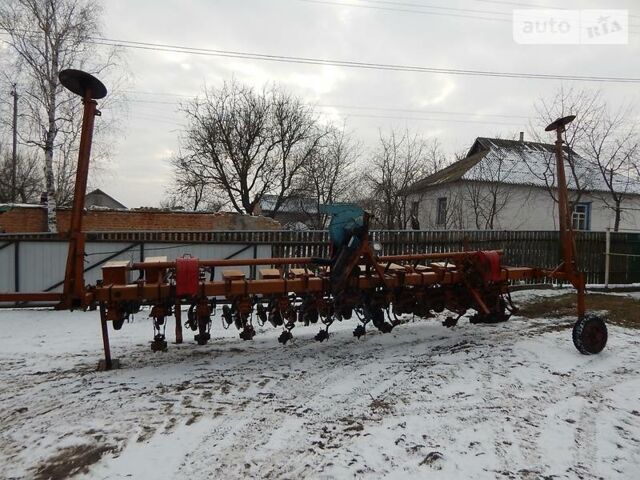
[408,182,640,231]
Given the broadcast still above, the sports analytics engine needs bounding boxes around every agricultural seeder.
[0,70,608,370]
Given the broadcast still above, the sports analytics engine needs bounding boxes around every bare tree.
[465,162,513,230]
[297,124,359,228]
[464,136,530,230]
[529,86,601,207]
[581,104,639,231]
[176,80,326,216]
[0,0,119,229]
[0,147,42,203]
[365,130,446,229]
[533,86,640,231]
[164,154,215,211]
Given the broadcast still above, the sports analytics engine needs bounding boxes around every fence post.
[14,241,20,292]
[604,227,611,289]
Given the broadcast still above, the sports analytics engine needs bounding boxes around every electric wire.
[2,29,639,83]
[124,94,531,120]
[90,36,640,83]
[294,0,511,22]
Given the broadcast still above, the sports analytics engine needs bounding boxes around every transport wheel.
[572,314,607,355]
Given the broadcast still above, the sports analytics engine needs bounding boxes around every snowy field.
[1,289,639,479]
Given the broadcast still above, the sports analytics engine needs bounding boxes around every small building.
[254,195,319,229]
[405,136,640,231]
[85,189,127,210]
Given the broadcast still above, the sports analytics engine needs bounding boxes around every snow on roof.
[0,203,45,212]
[407,137,640,195]
[259,195,318,214]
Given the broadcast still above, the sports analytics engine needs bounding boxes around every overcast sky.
[94,0,640,208]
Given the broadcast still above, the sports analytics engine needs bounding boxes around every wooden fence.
[270,230,639,285]
[1,229,639,285]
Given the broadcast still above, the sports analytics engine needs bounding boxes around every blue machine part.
[320,203,365,250]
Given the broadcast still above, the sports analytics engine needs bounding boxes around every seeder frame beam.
[127,250,502,271]
[90,265,540,303]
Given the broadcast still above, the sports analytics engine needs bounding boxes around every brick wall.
[0,206,280,233]
[0,207,46,233]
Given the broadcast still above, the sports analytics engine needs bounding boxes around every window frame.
[436,197,447,226]
[411,200,419,219]
[571,202,591,231]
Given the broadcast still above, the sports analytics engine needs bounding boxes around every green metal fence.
[2,229,639,285]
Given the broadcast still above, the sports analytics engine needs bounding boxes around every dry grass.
[517,293,640,329]
[33,444,116,480]
[369,395,394,414]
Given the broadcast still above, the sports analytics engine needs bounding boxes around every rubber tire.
[572,314,608,355]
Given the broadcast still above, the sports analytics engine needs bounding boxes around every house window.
[410,201,421,230]
[436,197,447,226]
[572,203,591,231]
[411,201,419,218]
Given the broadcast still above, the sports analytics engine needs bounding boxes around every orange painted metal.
[101,261,131,285]
[59,90,101,310]
[546,115,586,318]
[142,256,168,284]
[91,265,541,303]
[127,250,503,272]
[0,292,64,302]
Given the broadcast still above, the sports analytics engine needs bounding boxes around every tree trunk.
[44,18,59,233]
[44,131,57,233]
[488,194,497,230]
[614,199,622,232]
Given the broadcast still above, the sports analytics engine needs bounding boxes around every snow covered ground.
[1,289,639,479]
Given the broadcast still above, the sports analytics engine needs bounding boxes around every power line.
[125,106,526,128]
[476,0,640,19]
[294,0,510,22]
[354,0,510,16]
[475,0,640,23]
[4,28,638,86]
[476,0,559,7]
[128,99,182,105]
[126,93,531,119]
[91,37,640,83]
[322,104,530,119]
[127,114,186,127]
[297,0,640,30]
[334,111,523,126]
[124,90,195,98]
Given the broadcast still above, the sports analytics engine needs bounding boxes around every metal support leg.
[576,273,586,320]
[175,300,183,344]
[98,303,119,371]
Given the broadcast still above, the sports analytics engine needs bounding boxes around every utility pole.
[11,83,18,203]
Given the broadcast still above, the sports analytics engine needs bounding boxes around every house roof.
[259,195,318,214]
[467,137,562,157]
[86,188,127,209]
[406,137,640,195]
[405,149,488,193]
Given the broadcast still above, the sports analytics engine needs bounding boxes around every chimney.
[519,131,524,143]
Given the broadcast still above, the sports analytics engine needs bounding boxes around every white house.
[405,136,640,232]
